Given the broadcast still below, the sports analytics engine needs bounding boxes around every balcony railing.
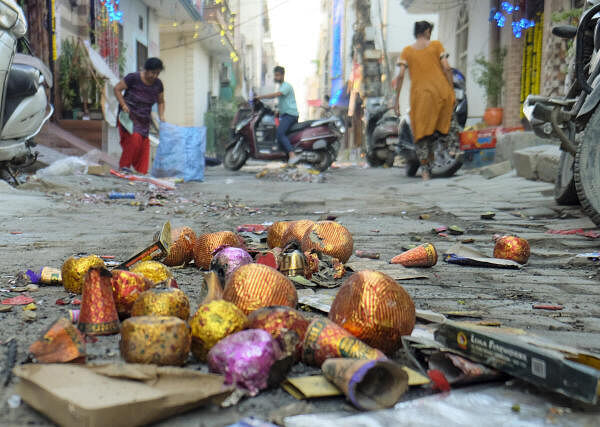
[203,0,233,33]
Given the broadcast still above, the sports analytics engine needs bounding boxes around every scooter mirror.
[552,25,577,39]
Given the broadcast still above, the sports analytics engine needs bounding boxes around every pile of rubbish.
[3,219,600,426]
[256,166,326,183]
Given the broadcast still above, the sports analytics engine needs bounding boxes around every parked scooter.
[224,99,345,172]
[523,3,600,225]
[0,0,54,184]
[365,69,467,178]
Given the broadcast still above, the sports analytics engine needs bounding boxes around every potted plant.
[474,48,507,126]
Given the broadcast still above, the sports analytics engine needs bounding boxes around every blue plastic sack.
[152,122,205,182]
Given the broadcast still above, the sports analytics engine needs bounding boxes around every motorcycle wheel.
[430,118,463,178]
[312,150,333,172]
[366,150,386,167]
[405,152,420,177]
[574,110,600,225]
[554,151,579,205]
[223,138,248,171]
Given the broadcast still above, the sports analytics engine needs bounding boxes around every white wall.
[239,0,265,92]
[120,0,150,74]
[437,0,489,124]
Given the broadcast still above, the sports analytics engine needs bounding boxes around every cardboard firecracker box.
[459,126,524,151]
[435,321,600,404]
[462,148,496,169]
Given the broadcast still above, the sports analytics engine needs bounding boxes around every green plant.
[552,8,583,24]
[473,48,507,108]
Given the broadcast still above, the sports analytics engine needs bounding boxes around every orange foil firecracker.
[111,270,154,317]
[328,271,416,355]
[267,221,291,249]
[120,316,191,366]
[189,300,248,361]
[390,243,438,267]
[302,317,386,367]
[247,306,310,361]
[162,226,197,267]
[29,317,86,363]
[194,231,243,270]
[280,220,315,247]
[78,267,120,336]
[301,221,354,263]
[130,261,173,284]
[130,288,190,320]
[223,264,298,315]
[62,255,106,294]
[494,235,530,264]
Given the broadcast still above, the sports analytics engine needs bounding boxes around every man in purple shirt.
[113,57,165,174]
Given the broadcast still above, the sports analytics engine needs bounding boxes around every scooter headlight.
[334,118,346,134]
[235,117,251,133]
[0,3,18,30]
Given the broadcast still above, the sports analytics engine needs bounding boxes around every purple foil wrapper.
[207,329,281,396]
[210,246,254,284]
[26,269,42,284]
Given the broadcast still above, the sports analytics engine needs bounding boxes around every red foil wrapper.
[280,220,315,247]
[78,268,119,335]
[267,221,291,249]
[328,271,416,354]
[390,243,438,267]
[302,317,386,367]
[247,306,309,361]
[494,235,530,264]
[193,231,243,270]
[223,264,298,315]
[301,221,354,263]
[255,249,282,270]
[163,226,197,267]
[111,270,154,316]
[29,317,86,363]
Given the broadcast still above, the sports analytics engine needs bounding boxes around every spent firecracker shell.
[194,231,243,270]
[130,288,190,320]
[78,267,119,336]
[223,264,297,315]
[111,270,154,316]
[120,316,191,366]
[493,236,530,264]
[328,271,416,354]
[280,220,315,247]
[162,226,197,267]
[390,243,438,268]
[301,221,354,263]
[210,246,254,284]
[130,261,172,284]
[62,255,106,294]
[267,221,292,249]
[29,317,86,363]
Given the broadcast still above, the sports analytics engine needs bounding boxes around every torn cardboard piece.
[435,321,600,404]
[14,363,234,427]
[444,244,522,269]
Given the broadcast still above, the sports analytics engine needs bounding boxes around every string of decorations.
[100,0,123,23]
[489,1,535,38]
[520,12,543,117]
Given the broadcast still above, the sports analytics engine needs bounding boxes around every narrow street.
[1,162,598,425]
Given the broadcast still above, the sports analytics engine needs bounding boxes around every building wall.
[500,24,524,127]
[119,0,150,74]
[238,0,265,92]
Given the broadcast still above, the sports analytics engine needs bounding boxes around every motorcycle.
[224,99,345,172]
[523,3,600,225]
[0,0,54,184]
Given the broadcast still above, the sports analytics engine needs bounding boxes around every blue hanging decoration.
[490,2,533,38]
[101,0,123,23]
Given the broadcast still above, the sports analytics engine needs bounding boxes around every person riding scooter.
[255,66,300,164]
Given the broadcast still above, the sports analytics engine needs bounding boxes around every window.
[136,42,148,72]
[138,15,144,31]
[456,5,469,74]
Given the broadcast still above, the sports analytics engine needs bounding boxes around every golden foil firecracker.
[267,221,291,249]
[247,306,310,361]
[301,221,354,263]
[390,243,438,267]
[280,220,315,247]
[29,317,86,363]
[279,250,307,277]
[223,264,298,315]
[111,270,154,316]
[130,287,190,320]
[193,231,243,270]
[120,316,191,366]
[162,226,197,267]
[62,255,106,294]
[130,261,173,284]
[78,267,120,336]
[189,300,247,361]
[494,235,530,264]
[328,271,416,355]
[302,317,386,367]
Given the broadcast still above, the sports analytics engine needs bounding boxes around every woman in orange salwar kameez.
[394,21,455,180]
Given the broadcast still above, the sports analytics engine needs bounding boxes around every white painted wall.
[239,0,265,92]
[119,0,150,74]
[437,0,489,124]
